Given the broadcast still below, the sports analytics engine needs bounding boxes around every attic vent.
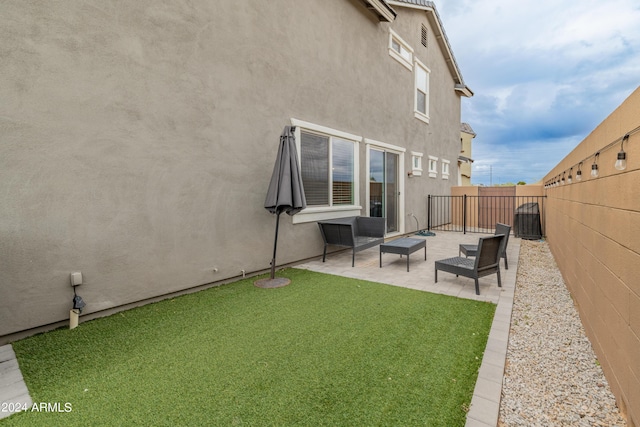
[421,24,428,47]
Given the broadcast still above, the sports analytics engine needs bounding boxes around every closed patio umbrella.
[255,125,306,288]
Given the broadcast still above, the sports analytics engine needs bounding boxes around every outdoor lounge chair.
[435,234,504,295]
[317,217,385,267]
[459,223,511,269]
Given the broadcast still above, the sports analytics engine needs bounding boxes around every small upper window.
[388,29,413,71]
[411,151,423,177]
[428,155,438,178]
[442,159,450,179]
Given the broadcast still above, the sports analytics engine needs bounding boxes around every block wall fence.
[543,86,640,426]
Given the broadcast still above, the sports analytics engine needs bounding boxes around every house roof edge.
[388,0,471,96]
[362,0,397,22]
[460,122,477,136]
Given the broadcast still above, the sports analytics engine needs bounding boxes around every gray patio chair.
[459,223,511,269]
[435,234,504,295]
[317,217,385,267]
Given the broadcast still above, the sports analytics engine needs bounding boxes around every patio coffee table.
[379,238,426,272]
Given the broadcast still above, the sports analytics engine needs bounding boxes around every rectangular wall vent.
[421,24,428,47]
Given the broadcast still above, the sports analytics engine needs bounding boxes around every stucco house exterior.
[459,122,476,185]
[0,0,471,341]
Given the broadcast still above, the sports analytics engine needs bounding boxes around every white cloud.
[437,0,640,185]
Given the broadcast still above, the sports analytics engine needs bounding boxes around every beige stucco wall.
[543,86,640,426]
[459,163,472,186]
[459,130,474,185]
[0,1,465,340]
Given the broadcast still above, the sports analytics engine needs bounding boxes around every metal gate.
[478,187,515,229]
[427,194,546,237]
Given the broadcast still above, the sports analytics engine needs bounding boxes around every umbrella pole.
[255,210,290,288]
[270,211,282,280]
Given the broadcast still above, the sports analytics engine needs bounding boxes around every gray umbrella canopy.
[256,126,306,288]
[264,126,307,215]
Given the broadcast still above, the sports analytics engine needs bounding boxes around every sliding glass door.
[369,148,399,233]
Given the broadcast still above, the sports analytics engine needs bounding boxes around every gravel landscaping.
[499,239,626,426]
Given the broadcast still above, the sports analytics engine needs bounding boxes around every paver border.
[465,239,519,426]
[0,344,32,420]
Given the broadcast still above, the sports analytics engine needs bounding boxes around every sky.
[436,0,640,185]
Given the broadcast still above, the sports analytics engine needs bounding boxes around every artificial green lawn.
[5,268,495,426]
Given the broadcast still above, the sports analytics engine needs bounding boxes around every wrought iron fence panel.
[427,194,546,238]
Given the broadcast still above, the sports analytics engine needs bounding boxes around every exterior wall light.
[591,152,599,178]
[615,134,628,171]
[561,172,566,185]
[567,168,573,184]
[576,162,582,181]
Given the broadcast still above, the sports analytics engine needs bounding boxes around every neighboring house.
[459,122,476,185]
[0,0,471,341]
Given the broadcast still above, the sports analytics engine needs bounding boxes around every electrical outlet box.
[70,272,83,287]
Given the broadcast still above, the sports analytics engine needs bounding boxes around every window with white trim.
[411,151,423,176]
[442,159,450,180]
[428,155,438,178]
[414,59,430,123]
[290,120,362,224]
[388,29,413,71]
[301,131,355,206]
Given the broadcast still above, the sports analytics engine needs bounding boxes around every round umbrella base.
[254,277,291,288]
